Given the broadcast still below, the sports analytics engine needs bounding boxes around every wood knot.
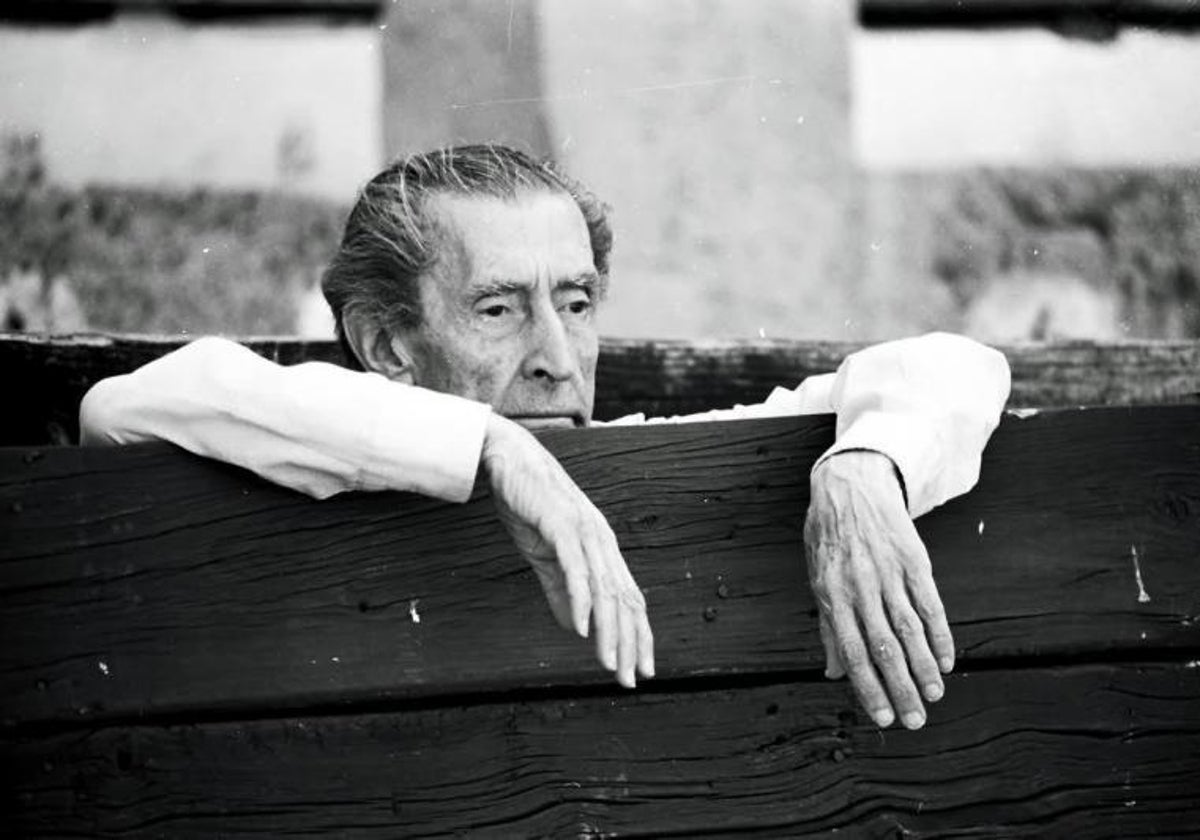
[629,513,659,531]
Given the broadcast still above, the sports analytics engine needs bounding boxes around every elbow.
[79,376,130,446]
[959,335,1012,407]
[922,332,1012,401]
[80,376,148,446]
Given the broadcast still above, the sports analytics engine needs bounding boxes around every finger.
[906,553,955,674]
[616,598,637,688]
[596,522,655,680]
[636,605,655,679]
[830,604,894,728]
[819,612,846,679]
[591,585,618,673]
[883,584,943,703]
[583,527,619,673]
[554,536,592,639]
[861,598,926,730]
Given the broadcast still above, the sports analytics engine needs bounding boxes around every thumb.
[530,558,575,632]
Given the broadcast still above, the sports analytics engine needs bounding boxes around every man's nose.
[521,305,576,383]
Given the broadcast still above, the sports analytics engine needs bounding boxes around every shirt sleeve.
[810,332,1011,518]
[78,336,492,503]
[602,333,1011,518]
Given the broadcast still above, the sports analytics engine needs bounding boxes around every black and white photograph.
[2,1,1198,836]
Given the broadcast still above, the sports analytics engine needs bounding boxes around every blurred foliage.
[0,134,347,334]
[931,168,1200,338]
[5,131,1200,340]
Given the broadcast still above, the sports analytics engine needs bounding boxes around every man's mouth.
[507,414,585,430]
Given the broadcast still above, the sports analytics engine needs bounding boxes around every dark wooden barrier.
[3,332,1199,444]
[2,407,1199,835]
[860,0,1200,28]
[0,0,383,24]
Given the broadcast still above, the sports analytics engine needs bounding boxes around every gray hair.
[322,144,613,366]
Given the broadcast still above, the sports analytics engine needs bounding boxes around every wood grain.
[2,332,1198,444]
[3,661,1198,837]
[5,0,382,12]
[2,408,1198,727]
[861,0,1200,27]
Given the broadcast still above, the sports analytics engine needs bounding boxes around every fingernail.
[902,711,926,730]
[873,708,894,728]
[603,650,617,671]
[938,656,954,673]
[924,683,944,702]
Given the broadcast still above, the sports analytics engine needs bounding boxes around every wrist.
[813,450,907,506]
[482,413,528,473]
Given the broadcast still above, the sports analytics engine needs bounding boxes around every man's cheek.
[458,354,510,406]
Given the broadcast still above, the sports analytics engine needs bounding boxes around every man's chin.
[507,415,585,430]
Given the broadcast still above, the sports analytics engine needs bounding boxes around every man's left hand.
[804,451,954,730]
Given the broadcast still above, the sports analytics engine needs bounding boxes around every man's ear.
[341,307,417,384]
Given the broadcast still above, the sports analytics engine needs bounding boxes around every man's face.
[400,190,600,429]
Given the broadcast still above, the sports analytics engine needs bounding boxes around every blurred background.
[2,0,1199,342]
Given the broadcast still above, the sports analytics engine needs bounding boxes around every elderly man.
[80,145,1010,731]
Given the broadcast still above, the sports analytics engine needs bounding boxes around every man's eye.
[565,298,592,316]
[481,304,510,318]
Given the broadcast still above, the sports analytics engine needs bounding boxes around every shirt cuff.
[812,409,952,519]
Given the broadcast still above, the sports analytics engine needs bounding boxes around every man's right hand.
[481,414,655,688]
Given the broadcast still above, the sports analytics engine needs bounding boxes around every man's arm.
[607,332,1011,728]
[80,336,491,502]
[80,336,653,688]
[798,333,1010,731]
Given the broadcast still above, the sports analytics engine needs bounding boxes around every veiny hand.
[481,414,654,688]
[804,451,954,730]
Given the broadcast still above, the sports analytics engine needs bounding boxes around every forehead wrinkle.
[420,195,476,293]
[423,190,598,302]
[468,278,528,300]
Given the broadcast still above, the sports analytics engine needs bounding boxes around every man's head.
[322,145,612,428]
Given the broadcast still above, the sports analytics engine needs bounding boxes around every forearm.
[79,337,491,502]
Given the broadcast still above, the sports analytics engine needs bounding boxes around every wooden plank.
[0,0,382,24]
[0,334,345,445]
[2,408,1198,727]
[2,332,1198,445]
[3,662,1198,837]
[860,0,1200,28]
[4,0,381,11]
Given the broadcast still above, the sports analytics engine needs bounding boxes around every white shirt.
[79,332,1011,518]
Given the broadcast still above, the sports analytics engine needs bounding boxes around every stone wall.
[539,0,857,340]
[382,0,552,160]
[0,11,381,200]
